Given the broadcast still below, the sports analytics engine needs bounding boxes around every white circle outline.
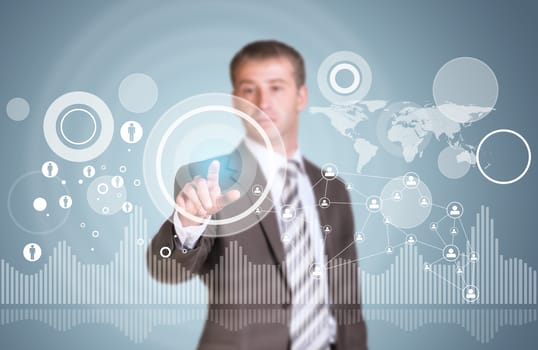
[329,63,361,94]
[476,129,531,185]
[59,108,97,146]
[155,105,275,225]
[159,246,172,258]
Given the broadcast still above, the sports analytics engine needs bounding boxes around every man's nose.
[257,89,270,111]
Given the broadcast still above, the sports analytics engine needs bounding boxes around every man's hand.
[176,160,241,227]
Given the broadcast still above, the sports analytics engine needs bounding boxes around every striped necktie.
[281,160,330,350]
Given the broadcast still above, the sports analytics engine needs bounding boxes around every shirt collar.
[243,137,304,176]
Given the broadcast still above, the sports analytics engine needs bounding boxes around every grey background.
[1,0,537,349]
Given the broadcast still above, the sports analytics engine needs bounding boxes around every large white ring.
[43,91,114,162]
[476,129,531,185]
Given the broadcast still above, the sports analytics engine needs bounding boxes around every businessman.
[148,40,367,350]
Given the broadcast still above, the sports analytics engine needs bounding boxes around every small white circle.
[133,179,141,187]
[33,197,47,212]
[120,121,143,144]
[476,129,531,185]
[403,172,419,189]
[136,238,144,246]
[80,222,86,228]
[58,195,72,209]
[41,161,59,178]
[91,230,100,238]
[160,246,172,258]
[122,201,133,213]
[97,183,109,194]
[119,165,127,173]
[322,225,332,234]
[111,176,124,189]
[443,245,460,262]
[463,285,480,303]
[321,163,339,180]
[83,165,95,178]
[447,201,464,219]
[23,243,42,262]
[329,63,361,94]
[366,195,382,213]
[102,206,110,215]
[319,197,331,209]
[78,179,83,184]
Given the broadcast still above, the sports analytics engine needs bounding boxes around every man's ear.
[297,85,308,112]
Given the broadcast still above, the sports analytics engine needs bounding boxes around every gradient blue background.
[1,0,537,349]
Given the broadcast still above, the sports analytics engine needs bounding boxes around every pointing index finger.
[207,160,220,188]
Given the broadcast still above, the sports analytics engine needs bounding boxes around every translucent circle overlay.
[476,129,531,185]
[317,51,372,105]
[433,57,498,123]
[143,93,285,236]
[438,146,472,179]
[119,73,158,113]
[380,175,433,229]
[87,176,126,215]
[6,97,30,121]
[43,91,114,162]
[8,171,71,235]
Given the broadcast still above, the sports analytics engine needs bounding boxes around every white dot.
[78,179,83,184]
[61,180,67,185]
[90,248,94,252]
[33,197,47,211]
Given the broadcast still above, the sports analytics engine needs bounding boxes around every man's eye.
[271,86,283,92]
[242,88,254,94]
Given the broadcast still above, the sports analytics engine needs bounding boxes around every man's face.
[232,57,307,144]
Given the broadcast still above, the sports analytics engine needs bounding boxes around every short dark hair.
[230,40,306,87]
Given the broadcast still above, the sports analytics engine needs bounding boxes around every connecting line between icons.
[338,172,394,180]
[330,202,365,206]
[324,180,328,197]
[431,203,447,210]
[385,222,390,246]
[430,269,462,290]
[311,177,324,188]
[416,240,443,251]
[326,212,371,265]
[457,218,474,252]
[350,187,368,199]
[433,228,447,246]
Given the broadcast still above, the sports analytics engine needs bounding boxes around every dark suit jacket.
[148,144,367,350]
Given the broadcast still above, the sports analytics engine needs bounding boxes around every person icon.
[450,205,461,216]
[47,162,53,177]
[450,227,458,235]
[281,233,290,244]
[368,198,379,210]
[424,263,431,271]
[406,175,417,187]
[456,266,463,274]
[393,192,401,201]
[323,225,331,234]
[23,243,41,262]
[111,175,124,189]
[407,235,416,244]
[430,223,437,230]
[345,183,353,190]
[470,252,478,261]
[355,233,364,241]
[320,199,329,208]
[446,248,457,258]
[122,201,132,213]
[128,122,136,142]
[282,207,293,220]
[324,167,335,177]
[466,287,476,300]
[420,197,429,207]
[253,186,262,195]
[385,246,393,254]
[29,244,36,261]
[384,217,391,224]
[62,196,68,208]
[255,207,261,215]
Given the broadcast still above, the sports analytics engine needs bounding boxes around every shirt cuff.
[173,210,208,250]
